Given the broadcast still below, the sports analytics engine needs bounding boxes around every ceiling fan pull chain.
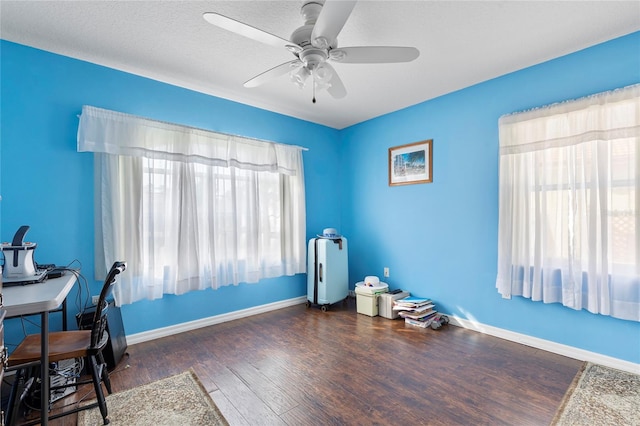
[312,81,317,104]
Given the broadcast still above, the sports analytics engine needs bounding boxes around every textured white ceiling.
[1,1,639,129]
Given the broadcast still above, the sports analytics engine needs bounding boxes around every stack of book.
[393,296,438,328]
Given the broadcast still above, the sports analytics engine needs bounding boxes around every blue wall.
[342,32,640,364]
[0,40,340,343]
[1,32,639,364]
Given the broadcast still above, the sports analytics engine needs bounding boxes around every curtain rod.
[77,108,309,151]
[499,83,640,120]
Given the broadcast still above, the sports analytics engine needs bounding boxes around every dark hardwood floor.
[11,297,583,425]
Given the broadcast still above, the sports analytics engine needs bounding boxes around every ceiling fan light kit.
[203,0,419,102]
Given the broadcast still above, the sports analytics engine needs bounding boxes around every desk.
[3,273,77,426]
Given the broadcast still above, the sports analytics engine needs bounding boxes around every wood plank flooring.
[11,297,583,425]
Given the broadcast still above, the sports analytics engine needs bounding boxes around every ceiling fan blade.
[323,63,346,99]
[331,46,420,64]
[203,12,297,51]
[310,0,357,49]
[244,60,302,88]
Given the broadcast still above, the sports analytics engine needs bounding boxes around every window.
[139,158,286,282]
[496,85,639,321]
[78,106,306,305]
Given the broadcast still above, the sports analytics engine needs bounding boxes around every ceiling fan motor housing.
[290,25,314,49]
[290,23,331,71]
[291,24,334,70]
[292,1,337,51]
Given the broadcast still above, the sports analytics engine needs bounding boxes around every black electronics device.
[46,268,65,279]
[76,300,127,370]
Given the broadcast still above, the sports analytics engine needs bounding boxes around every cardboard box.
[378,291,410,319]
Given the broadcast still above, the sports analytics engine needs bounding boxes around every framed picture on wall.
[388,139,433,186]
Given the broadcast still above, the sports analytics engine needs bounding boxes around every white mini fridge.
[307,236,349,311]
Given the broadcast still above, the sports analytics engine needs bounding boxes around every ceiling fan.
[203,1,419,103]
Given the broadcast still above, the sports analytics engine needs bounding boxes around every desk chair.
[5,261,127,426]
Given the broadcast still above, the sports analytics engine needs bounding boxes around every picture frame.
[388,139,433,186]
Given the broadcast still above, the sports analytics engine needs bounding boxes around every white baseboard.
[446,314,640,375]
[124,297,639,375]
[125,296,307,346]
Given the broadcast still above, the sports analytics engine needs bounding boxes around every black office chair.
[5,261,126,426]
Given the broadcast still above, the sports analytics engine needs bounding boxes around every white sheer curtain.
[496,84,640,321]
[78,106,306,305]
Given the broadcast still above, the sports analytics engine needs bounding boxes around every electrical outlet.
[92,295,100,305]
[384,267,390,277]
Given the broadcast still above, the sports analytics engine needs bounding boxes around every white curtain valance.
[77,105,305,175]
[499,84,640,155]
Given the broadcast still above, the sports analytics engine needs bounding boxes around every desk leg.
[41,311,49,426]
[62,297,67,331]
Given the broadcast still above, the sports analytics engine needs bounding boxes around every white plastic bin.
[355,283,389,316]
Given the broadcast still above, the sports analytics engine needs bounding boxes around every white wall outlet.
[92,295,100,305]
[384,267,390,278]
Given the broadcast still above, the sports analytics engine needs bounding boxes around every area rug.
[78,370,229,426]
[551,362,640,426]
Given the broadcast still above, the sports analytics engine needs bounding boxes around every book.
[404,311,438,328]
[399,309,437,320]
[393,297,433,310]
[404,317,436,328]
[397,296,431,304]
[393,302,435,312]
